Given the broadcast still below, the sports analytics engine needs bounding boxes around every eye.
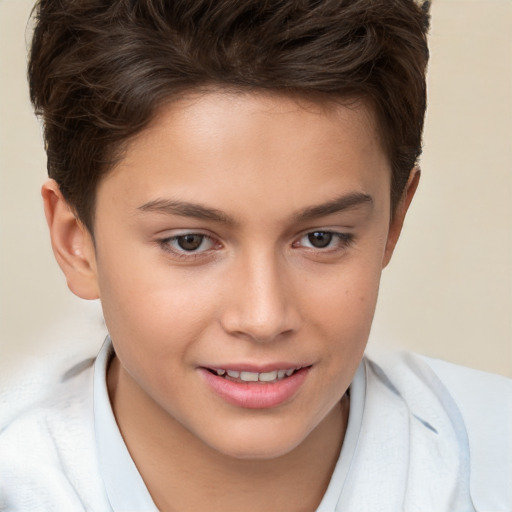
[305,231,334,248]
[295,231,354,251]
[174,234,209,251]
[159,233,217,255]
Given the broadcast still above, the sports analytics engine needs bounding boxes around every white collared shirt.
[1,338,510,511]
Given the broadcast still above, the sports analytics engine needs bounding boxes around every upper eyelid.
[294,227,353,240]
[299,231,353,239]
[162,232,212,240]
[157,227,214,237]
[162,233,216,243]
[156,228,353,246]
[158,230,219,244]
[293,230,354,248]
[158,232,216,249]
[157,228,352,240]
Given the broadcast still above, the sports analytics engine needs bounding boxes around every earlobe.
[382,167,420,268]
[41,179,100,300]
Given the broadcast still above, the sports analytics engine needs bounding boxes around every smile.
[201,366,311,409]
[209,367,302,383]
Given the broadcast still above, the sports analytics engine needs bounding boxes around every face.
[67,92,412,459]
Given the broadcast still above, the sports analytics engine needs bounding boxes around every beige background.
[1,0,511,379]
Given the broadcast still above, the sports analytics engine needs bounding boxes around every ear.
[382,167,420,268]
[41,179,100,300]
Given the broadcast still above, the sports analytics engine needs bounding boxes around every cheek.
[302,256,382,375]
[306,257,382,327]
[96,251,218,360]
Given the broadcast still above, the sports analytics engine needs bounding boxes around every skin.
[42,91,418,512]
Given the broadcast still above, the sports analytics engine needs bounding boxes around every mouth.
[200,365,312,409]
[205,367,306,384]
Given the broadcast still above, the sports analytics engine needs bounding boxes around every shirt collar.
[315,361,366,511]
[93,337,158,512]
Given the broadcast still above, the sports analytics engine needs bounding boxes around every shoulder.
[419,354,512,510]
[418,352,512,405]
[365,350,512,510]
[364,349,512,426]
[0,358,110,511]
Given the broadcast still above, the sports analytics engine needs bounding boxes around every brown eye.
[307,231,333,248]
[158,232,218,259]
[176,234,205,251]
[294,231,354,253]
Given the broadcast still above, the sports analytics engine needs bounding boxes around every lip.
[199,366,310,409]
[206,362,306,373]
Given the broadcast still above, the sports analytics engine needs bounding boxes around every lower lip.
[200,367,310,409]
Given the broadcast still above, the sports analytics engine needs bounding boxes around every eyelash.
[295,231,355,252]
[157,230,355,260]
[158,233,218,260]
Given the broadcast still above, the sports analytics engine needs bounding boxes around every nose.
[219,250,300,343]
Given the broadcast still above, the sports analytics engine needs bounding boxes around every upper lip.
[201,363,312,373]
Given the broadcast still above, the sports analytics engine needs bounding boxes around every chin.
[204,421,309,461]
[215,441,300,461]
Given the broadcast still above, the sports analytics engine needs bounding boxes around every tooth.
[227,370,240,378]
[216,369,226,376]
[277,370,286,380]
[285,369,294,377]
[240,371,259,382]
[259,371,278,382]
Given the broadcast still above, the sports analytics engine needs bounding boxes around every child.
[1,0,510,510]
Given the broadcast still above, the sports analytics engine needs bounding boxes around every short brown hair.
[29,0,430,232]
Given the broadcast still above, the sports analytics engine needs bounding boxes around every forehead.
[142,90,382,159]
[98,91,390,222]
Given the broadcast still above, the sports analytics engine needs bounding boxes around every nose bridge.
[221,246,298,342]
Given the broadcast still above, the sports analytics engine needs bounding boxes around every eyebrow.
[137,199,233,224]
[296,192,373,221]
[137,192,373,224]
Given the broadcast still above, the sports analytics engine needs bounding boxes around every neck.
[108,356,349,512]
